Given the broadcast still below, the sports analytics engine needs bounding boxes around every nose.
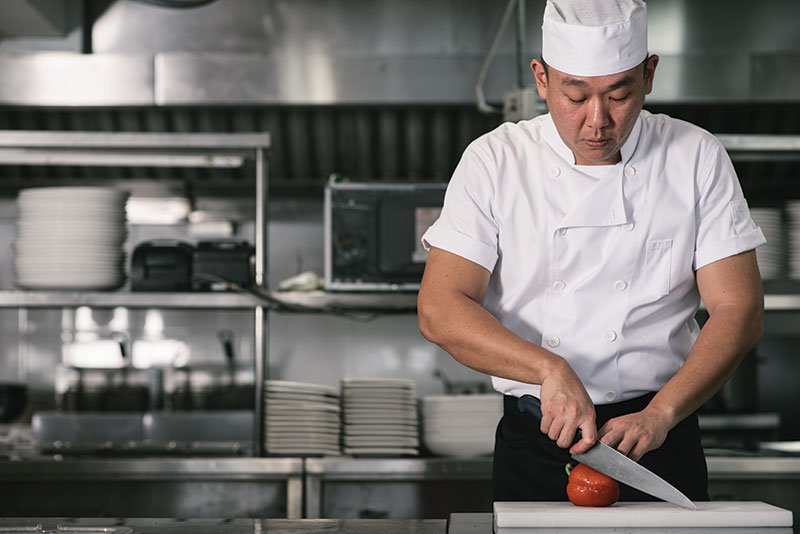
[585,97,610,130]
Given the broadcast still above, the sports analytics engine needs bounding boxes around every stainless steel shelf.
[0,131,269,169]
[305,457,493,480]
[763,294,800,311]
[0,130,271,457]
[0,290,790,312]
[270,290,418,312]
[0,290,261,309]
[0,148,246,168]
[0,457,302,479]
[0,131,271,150]
[716,134,800,152]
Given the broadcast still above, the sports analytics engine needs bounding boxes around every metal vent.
[0,103,796,201]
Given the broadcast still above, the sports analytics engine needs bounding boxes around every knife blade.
[517,394,696,510]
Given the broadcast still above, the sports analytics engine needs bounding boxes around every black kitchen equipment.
[169,331,253,410]
[191,240,254,290]
[433,368,491,395]
[701,348,759,414]
[131,240,193,291]
[0,383,28,423]
[324,179,447,291]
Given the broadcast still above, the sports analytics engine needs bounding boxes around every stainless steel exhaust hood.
[0,0,798,106]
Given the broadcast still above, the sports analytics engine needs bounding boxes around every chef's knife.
[517,394,696,510]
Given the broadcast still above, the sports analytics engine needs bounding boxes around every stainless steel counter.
[0,458,303,519]
[2,456,799,521]
[304,456,800,520]
[0,518,446,534]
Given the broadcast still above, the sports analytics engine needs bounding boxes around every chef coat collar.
[543,114,643,229]
[542,112,643,167]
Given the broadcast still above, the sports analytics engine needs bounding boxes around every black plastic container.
[0,383,28,422]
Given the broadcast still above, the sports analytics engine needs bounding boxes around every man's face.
[531,56,658,165]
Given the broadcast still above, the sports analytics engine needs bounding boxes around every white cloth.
[542,0,648,77]
[421,111,766,405]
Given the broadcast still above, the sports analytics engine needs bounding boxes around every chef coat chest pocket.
[644,239,673,296]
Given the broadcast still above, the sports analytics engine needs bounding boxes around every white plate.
[266,436,340,446]
[265,446,341,456]
[267,429,339,437]
[343,436,419,447]
[343,400,417,409]
[265,414,340,424]
[265,380,339,396]
[342,378,416,389]
[342,447,419,456]
[265,400,340,411]
[343,427,418,437]
[265,391,339,402]
[344,407,417,416]
[267,421,341,434]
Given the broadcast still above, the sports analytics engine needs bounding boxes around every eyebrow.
[561,76,636,91]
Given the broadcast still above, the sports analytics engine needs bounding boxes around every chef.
[417,0,765,502]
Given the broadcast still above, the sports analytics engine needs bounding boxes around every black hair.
[539,55,650,80]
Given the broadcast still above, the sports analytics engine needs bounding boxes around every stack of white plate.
[341,378,419,457]
[421,394,503,457]
[264,380,341,456]
[750,208,783,280]
[787,201,800,280]
[14,187,128,290]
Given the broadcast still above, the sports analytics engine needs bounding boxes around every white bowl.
[423,434,495,457]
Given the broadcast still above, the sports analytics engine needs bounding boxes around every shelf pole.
[254,146,269,457]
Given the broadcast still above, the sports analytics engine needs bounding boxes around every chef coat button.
[604,391,617,402]
[622,222,635,232]
[614,280,627,291]
[552,280,566,291]
[546,336,561,348]
[558,228,568,236]
[625,166,636,178]
[604,330,617,342]
[548,166,561,178]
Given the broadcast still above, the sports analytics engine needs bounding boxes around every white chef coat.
[421,110,766,405]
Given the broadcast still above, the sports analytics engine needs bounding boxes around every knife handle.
[517,394,583,443]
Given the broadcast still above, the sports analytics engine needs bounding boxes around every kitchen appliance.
[167,330,254,411]
[518,395,695,510]
[131,240,193,291]
[324,179,447,291]
[0,383,28,423]
[191,240,254,290]
[58,367,156,412]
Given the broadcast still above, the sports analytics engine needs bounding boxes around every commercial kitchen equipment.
[0,130,270,455]
[324,178,447,291]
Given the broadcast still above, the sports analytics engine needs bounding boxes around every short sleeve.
[421,145,499,272]
[693,141,766,270]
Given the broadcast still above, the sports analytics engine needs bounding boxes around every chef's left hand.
[597,408,672,462]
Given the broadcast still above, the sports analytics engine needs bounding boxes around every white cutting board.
[494,501,793,529]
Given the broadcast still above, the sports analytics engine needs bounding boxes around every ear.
[643,55,659,95]
[531,59,549,99]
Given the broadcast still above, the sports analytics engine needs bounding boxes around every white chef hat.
[541,0,648,77]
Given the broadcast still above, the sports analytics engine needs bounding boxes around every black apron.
[492,392,710,502]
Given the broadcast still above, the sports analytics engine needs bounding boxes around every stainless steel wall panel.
[648,54,751,103]
[753,54,800,101]
[0,53,153,106]
[1,0,799,104]
[155,53,521,105]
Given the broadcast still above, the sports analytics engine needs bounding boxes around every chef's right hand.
[538,359,597,455]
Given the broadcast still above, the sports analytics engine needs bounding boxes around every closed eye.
[610,93,631,102]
